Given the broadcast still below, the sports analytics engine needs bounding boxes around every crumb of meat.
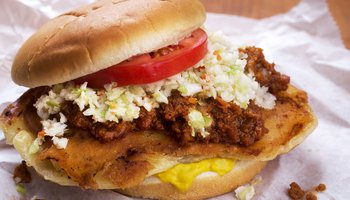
[13,161,31,184]
[315,183,326,192]
[288,182,305,200]
[288,182,327,200]
[305,192,318,200]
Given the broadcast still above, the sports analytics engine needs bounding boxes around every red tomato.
[75,29,208,88]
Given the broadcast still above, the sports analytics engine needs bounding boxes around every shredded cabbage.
[16,184,26,195]
[40,112,68,149]
[29,138,41,154]
[234,176,262,200]
[188,110,212,137]
[235,185,255,200]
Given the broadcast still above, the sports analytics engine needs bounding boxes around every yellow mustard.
[157,158,236,192]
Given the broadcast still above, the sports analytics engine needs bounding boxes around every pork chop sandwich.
[0,0,317,199]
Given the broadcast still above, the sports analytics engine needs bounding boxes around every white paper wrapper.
[0,0,349,199]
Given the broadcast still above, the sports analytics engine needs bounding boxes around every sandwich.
[0,0,317,199]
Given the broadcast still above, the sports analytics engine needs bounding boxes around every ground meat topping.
[56,90,267,146]
[241,47,290,94]
[207,99,267,146]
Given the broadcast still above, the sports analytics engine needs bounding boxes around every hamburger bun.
[118,160,267,200]
[12,0,205,88]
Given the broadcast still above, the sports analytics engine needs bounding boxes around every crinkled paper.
[0,0,349,199]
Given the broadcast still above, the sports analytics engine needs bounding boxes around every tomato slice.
[75,29,208,88]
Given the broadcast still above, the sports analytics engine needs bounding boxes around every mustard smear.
[157,158,236,192]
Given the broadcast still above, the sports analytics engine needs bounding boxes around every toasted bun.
[118,160,267,200]
[11,0,206,88]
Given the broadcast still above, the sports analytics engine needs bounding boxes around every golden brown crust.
[0,85,317,196]
[118,160,267,200]
[11,0,206,87]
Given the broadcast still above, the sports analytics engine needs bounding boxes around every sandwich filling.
[33,31,289,149]
[1,30,293,190]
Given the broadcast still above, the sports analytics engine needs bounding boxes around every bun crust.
[118,160,267,200]
[12,0,206,88]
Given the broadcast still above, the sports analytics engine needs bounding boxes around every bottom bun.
[117,160,267,200]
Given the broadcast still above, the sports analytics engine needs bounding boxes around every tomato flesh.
[75,29,208,88]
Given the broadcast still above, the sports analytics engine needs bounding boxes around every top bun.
[12,0,206,88]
